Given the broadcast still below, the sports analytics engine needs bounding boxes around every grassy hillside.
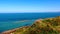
[6,16,60,34]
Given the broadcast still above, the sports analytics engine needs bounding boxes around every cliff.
[1,16,60,34]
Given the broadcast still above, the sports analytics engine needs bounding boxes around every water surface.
[0,12,60,32]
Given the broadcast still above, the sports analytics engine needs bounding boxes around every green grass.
[13,16,60,34]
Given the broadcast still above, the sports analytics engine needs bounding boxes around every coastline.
[0,19,44,34]
[0,18,47,33]
[1,27,20,34]
[1,16,60,34]
[1,26,30,34]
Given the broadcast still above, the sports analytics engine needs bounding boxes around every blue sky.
[0,0,60,13]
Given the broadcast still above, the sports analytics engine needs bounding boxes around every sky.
[0,0,60,13]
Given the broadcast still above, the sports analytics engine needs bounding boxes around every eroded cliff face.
[1,16,60,34]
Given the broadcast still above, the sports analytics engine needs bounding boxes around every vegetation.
[13,16,60,34]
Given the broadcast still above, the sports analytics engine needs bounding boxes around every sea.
[0,12,60,33]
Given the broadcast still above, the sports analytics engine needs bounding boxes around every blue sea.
[0,12,60,33]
